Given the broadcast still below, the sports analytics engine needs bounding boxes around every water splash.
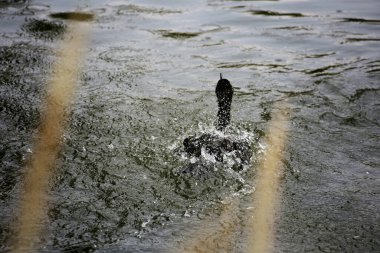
[168,122,261,204]
[173,122,259,169]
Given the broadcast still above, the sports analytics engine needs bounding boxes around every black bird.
[216,73,233,131]
[182,74,251,167]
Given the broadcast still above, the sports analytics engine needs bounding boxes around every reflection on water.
[11,21,90,253]
[1,0,379,252]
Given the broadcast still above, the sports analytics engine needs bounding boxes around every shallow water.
[1,0,379,252]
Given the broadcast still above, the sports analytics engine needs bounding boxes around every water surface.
[0,0,379,252]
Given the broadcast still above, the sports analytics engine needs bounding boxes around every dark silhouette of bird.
[182,74,251,168]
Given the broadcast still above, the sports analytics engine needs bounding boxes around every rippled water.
[1,0,379,252]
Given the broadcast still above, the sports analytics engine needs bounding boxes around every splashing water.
[168,123,261,203]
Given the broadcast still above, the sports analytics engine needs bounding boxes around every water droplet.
[27,4,50,12]
[183,210,191,217]
[141,220,150,228]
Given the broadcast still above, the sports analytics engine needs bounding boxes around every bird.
[215,73,233,131]
[182,74,252,169]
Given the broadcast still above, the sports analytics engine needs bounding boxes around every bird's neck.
[216,102,231,131]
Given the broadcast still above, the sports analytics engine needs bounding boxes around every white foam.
[201,146,216,163]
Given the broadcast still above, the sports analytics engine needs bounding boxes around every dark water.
[1,0,380,252]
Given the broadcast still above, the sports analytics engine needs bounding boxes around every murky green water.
[1,0,379,252]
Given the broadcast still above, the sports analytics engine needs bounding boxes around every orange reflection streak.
[179,199,240,253]
[11,23,90,253]
[248,104,290,253]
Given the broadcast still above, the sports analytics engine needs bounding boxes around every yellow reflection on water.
[248,104,290,253]
[179,198,240,253]
[11,22,90,253]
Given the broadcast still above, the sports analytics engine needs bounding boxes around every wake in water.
[166,75,264,199]
[168,123,262,199]
[177,123,260,172]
